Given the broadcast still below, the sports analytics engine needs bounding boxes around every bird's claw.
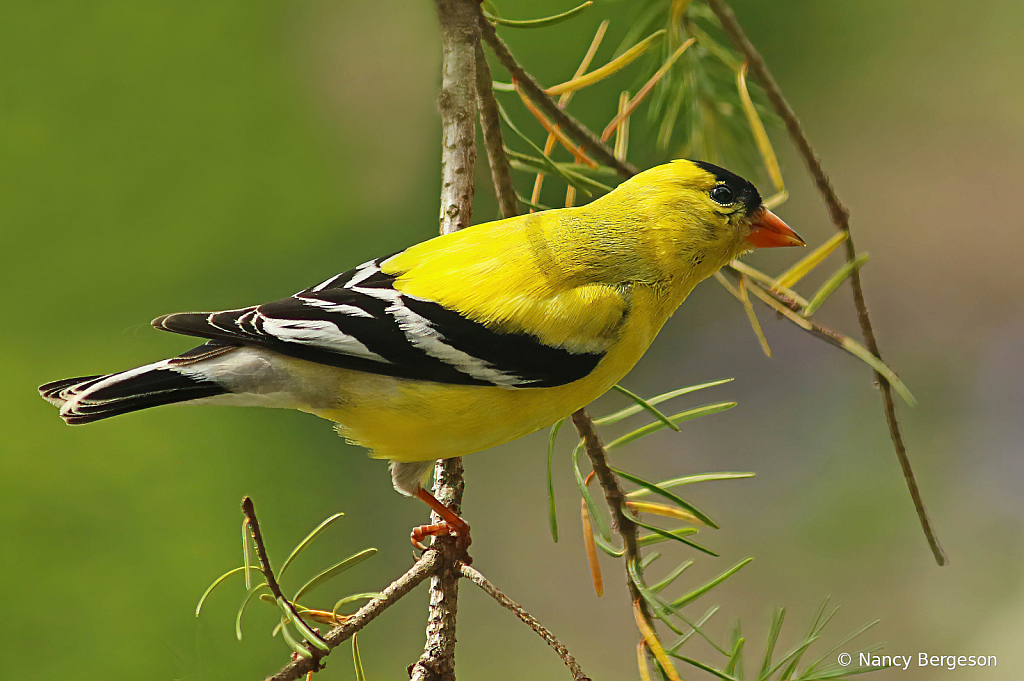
[410,520,472,563]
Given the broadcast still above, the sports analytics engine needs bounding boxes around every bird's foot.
[410,520,471,551]
[412,488,472,562]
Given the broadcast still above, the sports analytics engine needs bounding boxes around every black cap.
[692,160,762,217]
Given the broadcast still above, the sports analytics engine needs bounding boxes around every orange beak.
[744,208,805,249]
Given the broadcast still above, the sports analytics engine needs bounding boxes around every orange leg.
[411,487,472,555]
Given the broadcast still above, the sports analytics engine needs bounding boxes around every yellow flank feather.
[315,161,761,463]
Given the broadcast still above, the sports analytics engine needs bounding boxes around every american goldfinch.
[40,160,802,547]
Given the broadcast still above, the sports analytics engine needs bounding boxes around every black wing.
[152,258,605,388]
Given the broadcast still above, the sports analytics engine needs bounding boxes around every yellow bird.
[39,160,802,548]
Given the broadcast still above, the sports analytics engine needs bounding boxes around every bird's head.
[583,159,804,288]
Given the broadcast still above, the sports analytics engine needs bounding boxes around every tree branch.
[474,40,519,219]
[408,4,481,678]
[410,458,466,681]
[570,410,655,628]
[706,0,946,565]
[477,13,639,179]
[266,551,441,681]
[435,0,479,234]
[459,564,591,681]
[241,497,329,665]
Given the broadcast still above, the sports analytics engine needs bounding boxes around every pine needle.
[601,38,696,141]
[546,30,666,95]
[775,231,849,290]
[634,600,683,681]
[532,21,609,208]
[581,498,604,596]
[737,272,772,357]
[737,62,784,194]
[515,80,598,168]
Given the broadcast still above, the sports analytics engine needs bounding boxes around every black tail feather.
[39,360,228,425]
[39,375,104,403]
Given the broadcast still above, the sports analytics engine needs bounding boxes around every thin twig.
[741,280,868,354]
[459,564,591,681]
[729,268,916,406]
[474,39,519,219]
[706,0,946,565]
[724,265,806,313]
[478,13,639,178]
[241,497,329,663]
[570,410,654,625]
[514,79,598,169]
[266,551,441,681]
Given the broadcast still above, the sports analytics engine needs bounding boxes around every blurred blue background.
[3,1,1023,679]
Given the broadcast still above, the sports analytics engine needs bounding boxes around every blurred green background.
[3,1,1023,679]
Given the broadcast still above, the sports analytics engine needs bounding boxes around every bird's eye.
[710,185,734,205]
